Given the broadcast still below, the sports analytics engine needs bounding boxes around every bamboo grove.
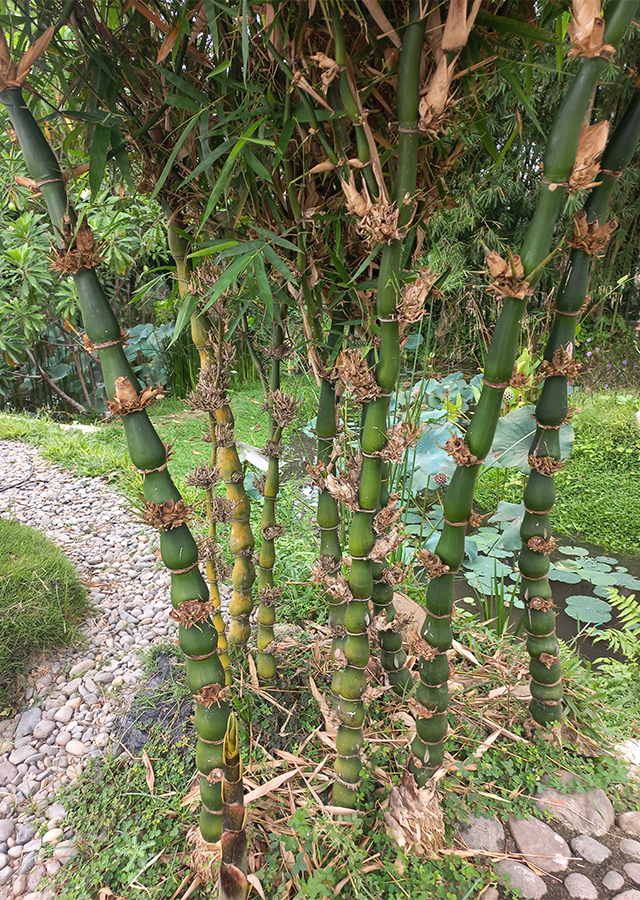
[2,0,640,874]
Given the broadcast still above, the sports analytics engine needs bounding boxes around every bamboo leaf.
[498,61,545,139]
[124,0,168,31]
[473,114,499,162]
[178,138,235,188]
[157,24,180,63]
[475,10,558,44]
[253,253,274,325]
[16,25,54,84]
[142,750,155,794]
[170,292,200,345]
[89,124,111,200]
[242,147,273,183]
[273,118,296,167]
[262,243,296,282]
[201,253,254,314]
[151,116,199,200]
[252,226,299,253]
[188,240,241,259]
[110,124,133,188]
[196,119,265,234]
[242,0,249,83]
[555,12,564,78]
[216,240,265,258]
[151,64,209,104]
[361,0,401,47]
[203,0,220,53]
[166,92,202,112]
[493,120,520,169]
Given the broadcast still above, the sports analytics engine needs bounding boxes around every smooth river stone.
[509,814,571,873]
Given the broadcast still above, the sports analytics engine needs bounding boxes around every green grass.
[0,518,89,709]
[474,389,640,554]
[0,376,318,499]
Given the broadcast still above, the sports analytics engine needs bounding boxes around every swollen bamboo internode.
[413,0,639,782]
[522,85,640,725]
[0,82,228,842]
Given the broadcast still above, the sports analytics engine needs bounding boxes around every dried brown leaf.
[142,750,155,795]
[570,121,609,191]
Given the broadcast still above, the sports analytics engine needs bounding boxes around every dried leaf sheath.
[0,86,226,843]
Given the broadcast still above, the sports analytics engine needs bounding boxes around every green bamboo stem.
[522,86,640,726]
[413,0,638,784]
[255,315,286,682]
[167,223,232,684]
[333,3,427,809]
[316,309,347,696]
[331,5,378,198]
[371,461,410,691]
[190,312,256,652]
[331,5,409,695]
[0,86,227,842]
[274,86,348,693]
[219,714,248,900]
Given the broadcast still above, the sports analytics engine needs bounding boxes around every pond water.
[455,537,640,663]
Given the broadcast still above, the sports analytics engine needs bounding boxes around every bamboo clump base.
[164,604,601,899]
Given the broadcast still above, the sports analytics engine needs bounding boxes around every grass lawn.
[474,389,640,554]
[0,518,89,709]
[0,375,318,499]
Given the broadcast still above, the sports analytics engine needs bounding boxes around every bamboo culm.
[521,86,640,725]
[190,311,256,652]
[255,314,290,682]
[0,86,228,842]
[333,3,426,809]
[412,0,639,784]
[167,223,232,684]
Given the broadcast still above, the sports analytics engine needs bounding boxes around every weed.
[55,737,196,899]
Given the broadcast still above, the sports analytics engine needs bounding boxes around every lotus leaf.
[497,517,523,552]
[465,539,478,564]
[405,422,460,492]
[488,406,574,473]
[564,595,612,624]
[579,570,617,587]
[548,567,582,584]
[613,573,640,590]
[488,500,525,524]
[558,546,589,557]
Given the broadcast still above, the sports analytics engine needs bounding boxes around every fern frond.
[605,588,640,633]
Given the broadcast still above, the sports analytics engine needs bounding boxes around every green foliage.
[593,588,640,660]
[261,796,490,900]
[0,518,89,708]
[474,391,640,554]
[55,738,194,899]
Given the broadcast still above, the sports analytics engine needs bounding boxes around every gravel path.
[0,439,195,899]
